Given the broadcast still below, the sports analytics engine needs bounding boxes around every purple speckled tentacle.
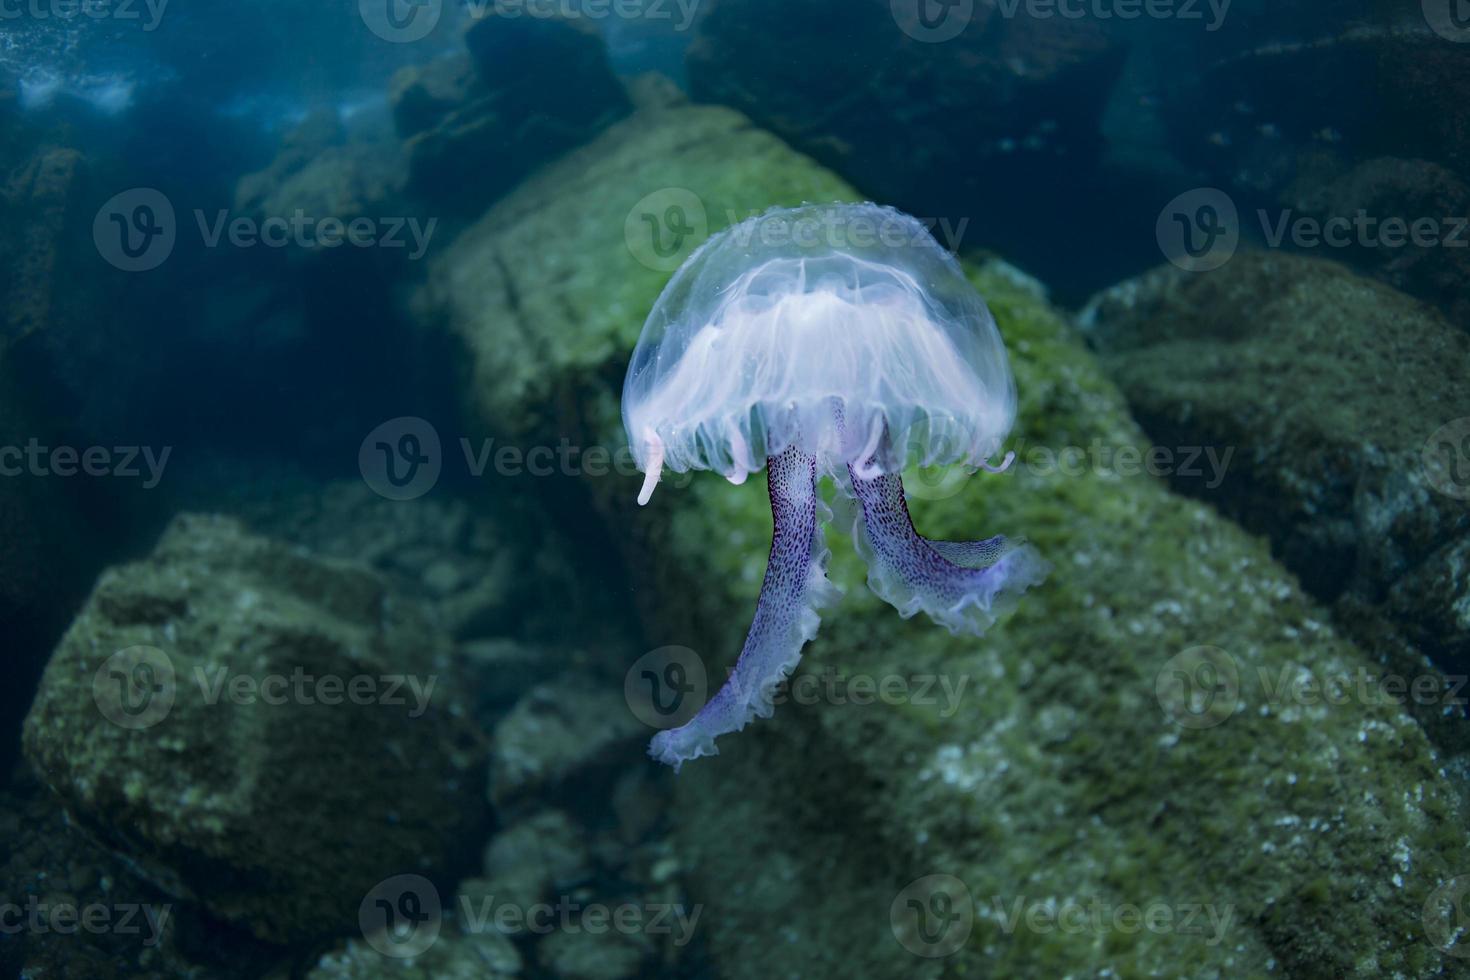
[846,465,1049,636]
[650,446,840,770]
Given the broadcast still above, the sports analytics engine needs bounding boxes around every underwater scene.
[2,0,1470,977]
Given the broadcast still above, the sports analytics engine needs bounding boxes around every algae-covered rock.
[22,514,487,944]
[537,927,650,980]
[419,100,854,444]
[231,479,527,640]
[490,680,643,810]
[307,929,522,979]
[468,808,592,930]
[234,112,401,230]
[651,263,1467,979]
[1080,252,1470,684]
[0,770,288,979]
[420,105,1467,978]
[1284,156,1470,328]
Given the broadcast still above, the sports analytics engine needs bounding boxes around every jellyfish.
[623,202,1049,770]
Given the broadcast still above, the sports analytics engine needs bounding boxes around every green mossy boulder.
[23,514,486,944]
[422,105,1468,978]
[1081,252,1470,758]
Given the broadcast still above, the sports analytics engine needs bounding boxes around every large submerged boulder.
[1281,156,1470,328]
[23,514,487,943]
[233,112,402,233]
[1080,251,1470,742]
[419,103,1468,977]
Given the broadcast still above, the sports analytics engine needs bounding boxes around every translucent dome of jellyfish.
[623,202,1049,770]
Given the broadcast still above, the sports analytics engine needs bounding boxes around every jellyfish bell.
[622,202,1048,770]
[623,202,1017,502]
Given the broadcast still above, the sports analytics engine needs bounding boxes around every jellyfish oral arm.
[649,446,840,770]
[637,429,665,506]
[846,466,1049,636]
